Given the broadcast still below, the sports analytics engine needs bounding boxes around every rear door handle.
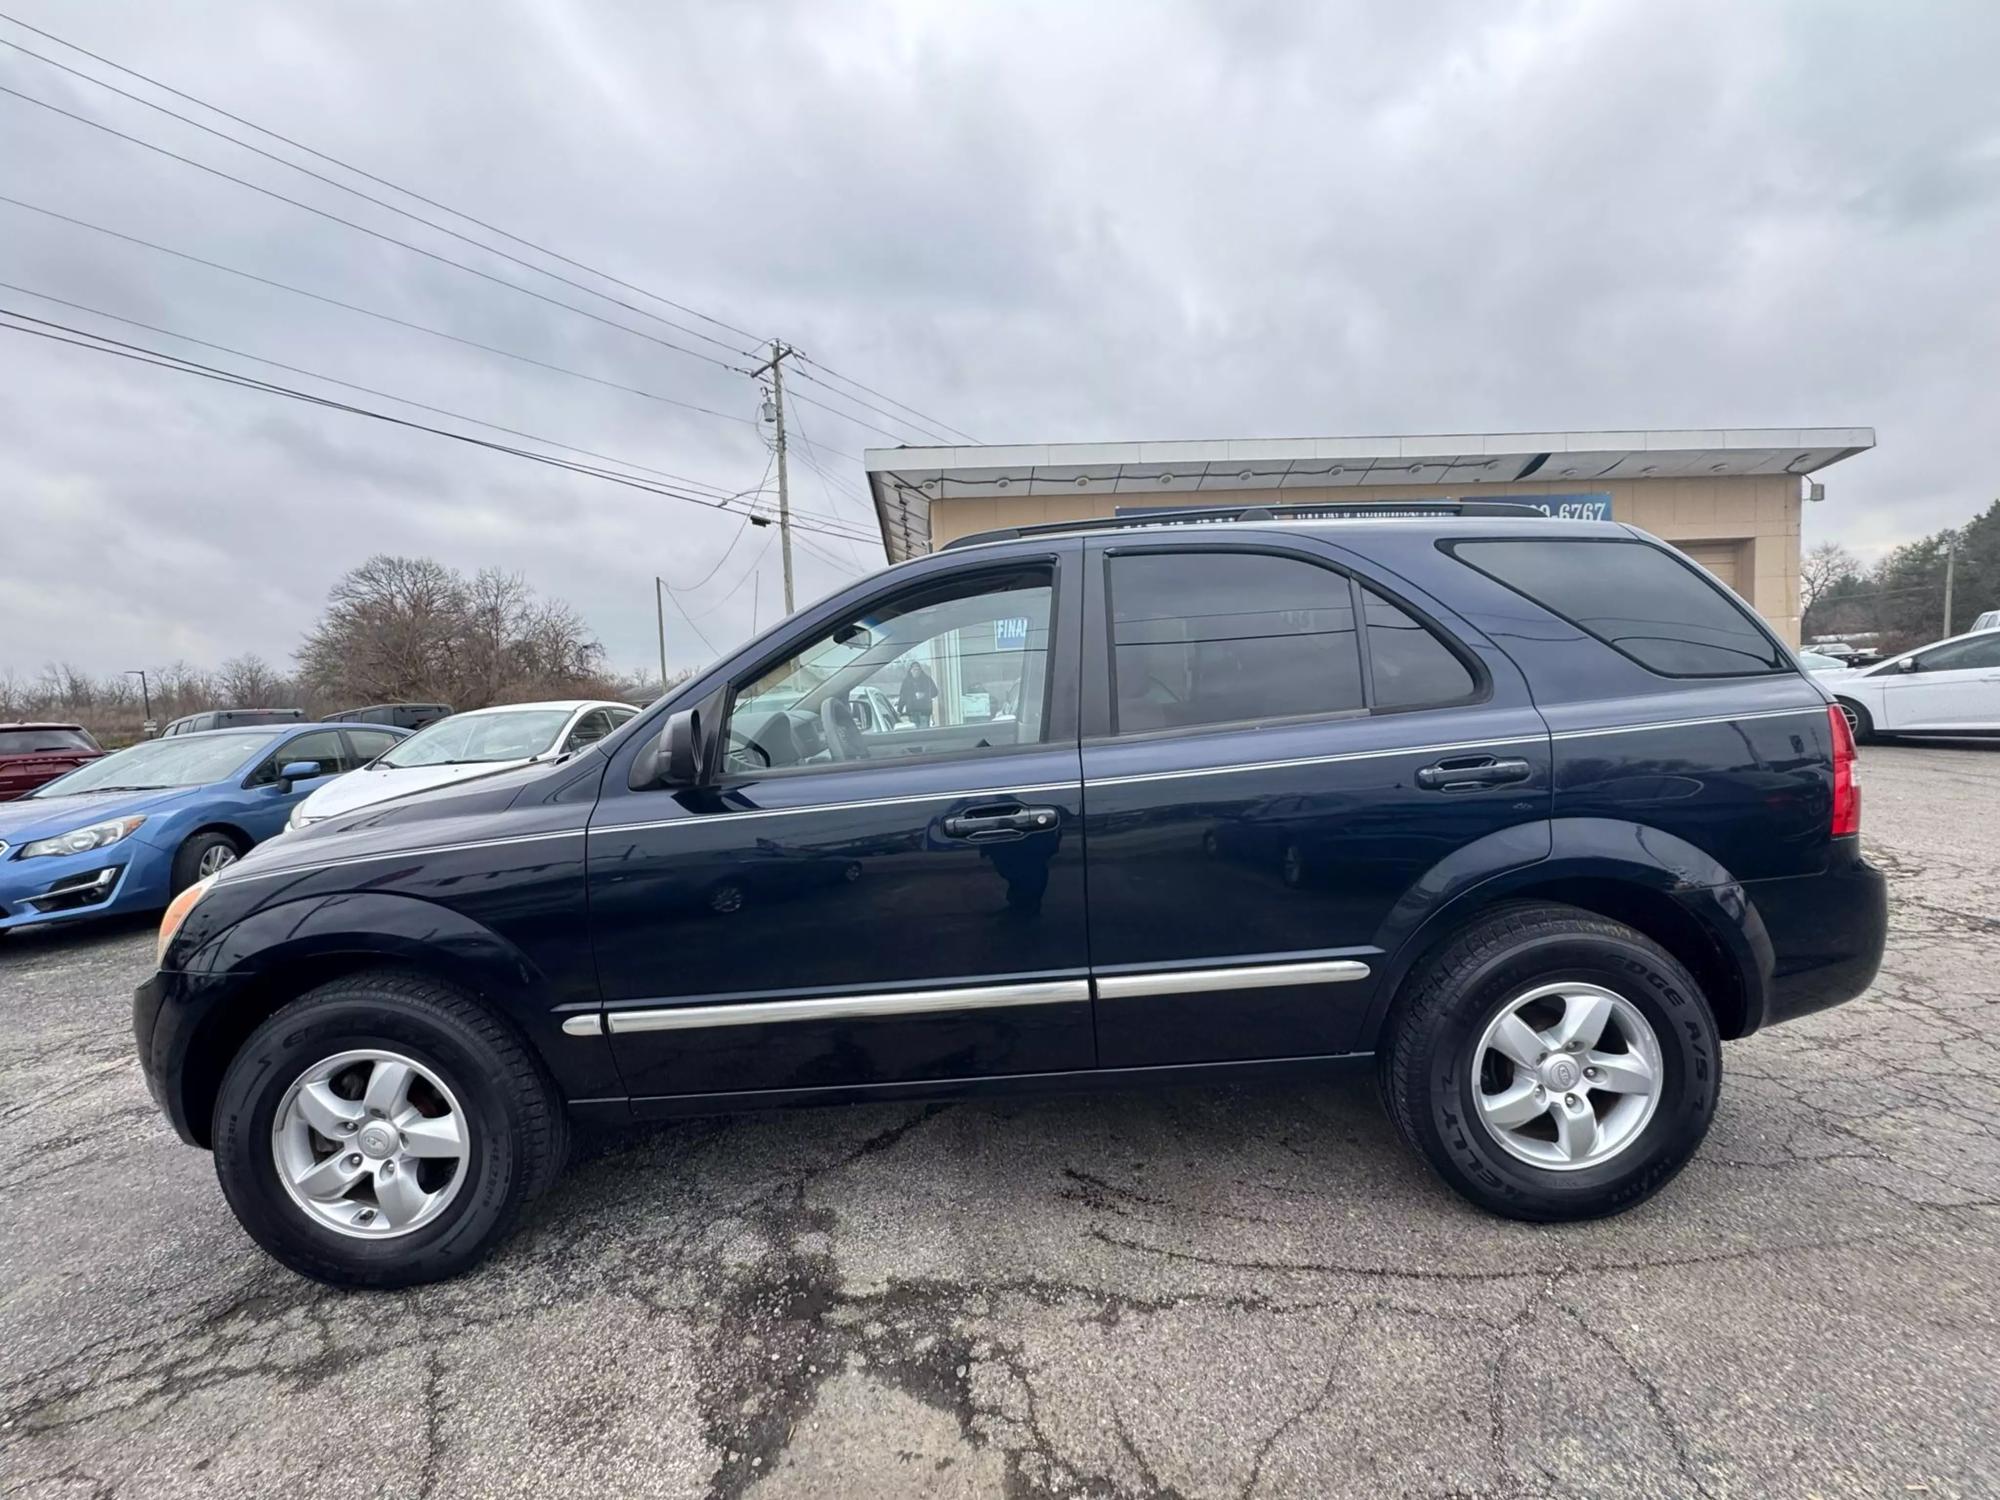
[1415,756,1533,792]
[941,804,1060,842]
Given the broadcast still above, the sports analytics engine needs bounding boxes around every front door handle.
[941,805,1059,842]
[1415,756,1533,792]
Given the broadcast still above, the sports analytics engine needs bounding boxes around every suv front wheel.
[212,970,569,1288]
[1381,902,1720,1221]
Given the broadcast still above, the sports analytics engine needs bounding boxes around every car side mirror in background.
[276,760,320,791]
[664,708,704,785]
[1897,657,1920,674]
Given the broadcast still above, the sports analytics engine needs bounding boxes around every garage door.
[1678,541,1742,593]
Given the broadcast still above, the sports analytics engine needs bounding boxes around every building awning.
[863,426,1875,562]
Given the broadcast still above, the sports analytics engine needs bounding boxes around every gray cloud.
[3,0,1997,680]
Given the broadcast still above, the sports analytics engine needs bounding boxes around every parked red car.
[0,723,105,801]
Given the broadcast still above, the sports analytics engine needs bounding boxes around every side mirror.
[1897,656,1920,674]
[277,760,321,791]
[664,708,704,785]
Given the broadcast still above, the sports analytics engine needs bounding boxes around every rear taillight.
[1829,703,1860,837]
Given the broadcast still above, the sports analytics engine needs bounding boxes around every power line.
[788,363,956,445]
[0,193,765,432]
[0,8,767,349]
[0,82,749,375]
[0,283,757,500]
[0,310,886,545]
[794,350,980,444]
[0,31,755,360]
[686,532,776,621]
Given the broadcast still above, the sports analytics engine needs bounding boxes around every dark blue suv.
[135,504,1887,1286]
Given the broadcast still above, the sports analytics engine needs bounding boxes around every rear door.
[588,545,1093,1102]
[1079,537,1553,1068]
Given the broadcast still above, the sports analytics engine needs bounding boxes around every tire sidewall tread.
[1381,901,1721,1222]
[212,969,568,1288]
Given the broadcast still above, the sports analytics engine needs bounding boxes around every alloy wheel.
[1470,981,1663,1171]
[271,1049,470,1238]
[197,843,239,878]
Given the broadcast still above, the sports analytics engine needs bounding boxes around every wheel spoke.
[398,1111,466,1160]
[362,1059,415,1118]
[1585,1049,1655,1095]
[1552,990,1615,1052]
[1551,1098,1599,1162]
[292,1149,365,1202]
[1478,1078,1547,1130]
[373,1163,432,1228]
[1488,1013,1546,1070]
[294,1081,363,1138]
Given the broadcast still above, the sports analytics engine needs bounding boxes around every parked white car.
[1798,650,1849,672]
[1824,629,2000,741]
[287,699,637,828]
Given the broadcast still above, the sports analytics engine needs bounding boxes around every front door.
[1876,633,2000,730]
[1078,538,1553,1068]
[588,546,1093,1102]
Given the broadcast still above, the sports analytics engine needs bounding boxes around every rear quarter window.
[1448,537,1788,677]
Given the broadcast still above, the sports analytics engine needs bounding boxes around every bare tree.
[1800,542,1861,618]
[217,654,288,707]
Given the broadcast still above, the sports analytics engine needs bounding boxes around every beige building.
[864,428,1875,644]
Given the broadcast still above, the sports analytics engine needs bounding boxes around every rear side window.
[1110,552,1363,732]
[345,729,402,764]
[1361,587,1477,708]
[1450,538,1786,677]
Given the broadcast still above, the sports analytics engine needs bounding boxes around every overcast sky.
[3,0,1996,681]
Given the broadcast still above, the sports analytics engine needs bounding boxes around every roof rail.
[939,498,1553,551]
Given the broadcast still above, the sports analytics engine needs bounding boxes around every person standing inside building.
[898,658,939,728]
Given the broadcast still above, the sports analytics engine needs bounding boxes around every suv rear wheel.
[212,970,568,1288]
[1381,902,1720,1221]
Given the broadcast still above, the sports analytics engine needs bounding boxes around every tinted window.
[724,567,1054,774]
[0,728,96,755]
[344,729,402,765]
[1451,539,1786,676]
[1913,635,2000,672]
[251,730,346,785]
[1361,587,1477,708]
[1110,552,1362,733]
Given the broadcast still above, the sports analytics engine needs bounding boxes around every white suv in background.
[287,699,637,828]
[1826,629,2000,741]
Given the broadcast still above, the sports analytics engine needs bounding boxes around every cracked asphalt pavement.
[2,743,1996,1498]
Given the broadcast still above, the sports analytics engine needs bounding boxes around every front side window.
[250,731,346,786]
[1906,635,2000,673]
[722,567,1054,775]
[1110,552,1362,733]
[565,710,615,750]
[1450,538,1786,677]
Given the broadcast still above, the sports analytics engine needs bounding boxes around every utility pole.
[654,577,668,693]
[1943,541,1956,639]
[749,340,795,614]
[124,669,152,735]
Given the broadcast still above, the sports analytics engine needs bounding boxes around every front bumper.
[0,851,146,930]
[1745,839,1889,1031]
[133,969,205,1145]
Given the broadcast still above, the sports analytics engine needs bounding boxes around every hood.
[0,785,194,844]
[293,758,537,823]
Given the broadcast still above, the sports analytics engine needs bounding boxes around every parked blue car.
[0,722,408,935]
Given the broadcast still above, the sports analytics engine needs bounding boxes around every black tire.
[170,829,244,895]
[1379,902,1720,1222]
[212,969,569,1288]
[1836,698,1878,745]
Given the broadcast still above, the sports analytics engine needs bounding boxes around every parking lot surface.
[1,743,1995,1499]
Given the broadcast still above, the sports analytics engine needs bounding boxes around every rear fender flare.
[1364,817,1774,1042]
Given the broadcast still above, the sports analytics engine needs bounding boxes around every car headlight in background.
[286,805,319,831]
[156,873,217,967]
[17,815,147,860]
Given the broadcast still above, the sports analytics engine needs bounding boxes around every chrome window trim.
[588,781,1078,838]
[604,978,1090,1035]
[1094,959,1371,998]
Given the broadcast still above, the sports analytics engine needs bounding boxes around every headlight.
[156,873,217,967]
[286,805,320,832]
[18,815,147,860]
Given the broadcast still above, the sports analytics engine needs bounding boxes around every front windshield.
[32,732,277,795]
[377,709,571,769]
